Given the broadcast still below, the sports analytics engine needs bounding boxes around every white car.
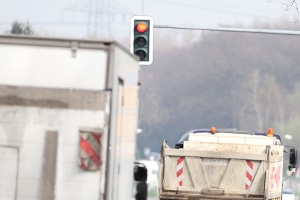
[282,190,296,200]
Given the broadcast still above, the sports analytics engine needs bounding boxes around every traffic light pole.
[154,25,300,36]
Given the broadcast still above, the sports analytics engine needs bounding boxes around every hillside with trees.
[3,20,300,159]
[137,22,300,155]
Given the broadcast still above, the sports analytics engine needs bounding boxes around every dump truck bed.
[159,133,283,200]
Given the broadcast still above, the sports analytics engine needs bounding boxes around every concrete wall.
[0,86,106,200]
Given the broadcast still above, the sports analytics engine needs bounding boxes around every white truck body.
[159,131,284,200]
[0,35,140,200]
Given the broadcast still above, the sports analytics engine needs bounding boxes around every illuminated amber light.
[267,128,274,137]
[136,22,147,33]
[210,126,216,134]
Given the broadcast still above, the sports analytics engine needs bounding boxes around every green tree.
[9,21,35,35]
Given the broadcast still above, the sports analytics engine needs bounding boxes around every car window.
[177,129,210,143]
[178,131,190,143]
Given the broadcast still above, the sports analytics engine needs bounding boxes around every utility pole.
[62,0,133,38]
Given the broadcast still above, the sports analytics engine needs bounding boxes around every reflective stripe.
[177,157,184,186]
[80,136,101,167]
[245,160,253,190]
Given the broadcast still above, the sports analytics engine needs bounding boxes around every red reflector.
[136,22,147,33]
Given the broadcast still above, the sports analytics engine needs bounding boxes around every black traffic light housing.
[130,16,153,65]
[134,162,148,200]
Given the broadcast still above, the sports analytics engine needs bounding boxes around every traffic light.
[134,162,148,200]
[130,16,153,65]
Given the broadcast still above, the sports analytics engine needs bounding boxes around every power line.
[154,24,300,36]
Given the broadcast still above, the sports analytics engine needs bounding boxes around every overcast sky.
[0,0,299,39]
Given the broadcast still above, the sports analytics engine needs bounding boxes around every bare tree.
[279,0,299,21]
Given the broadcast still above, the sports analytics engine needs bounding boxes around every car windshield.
[177,129,210,143]
[177,131,190,143]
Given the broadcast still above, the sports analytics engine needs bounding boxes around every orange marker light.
[136,22,147,33]
[210,126,216,134]
[267,128,274,137]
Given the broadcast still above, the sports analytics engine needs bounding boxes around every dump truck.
[158,127,297,200]
[0,34,141,200]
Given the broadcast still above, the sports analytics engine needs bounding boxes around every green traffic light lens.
[135,36,147,47]
[135,50,146,60]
